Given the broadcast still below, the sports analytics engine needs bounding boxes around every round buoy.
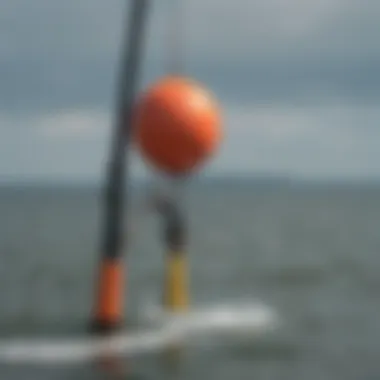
[133,76,222,175]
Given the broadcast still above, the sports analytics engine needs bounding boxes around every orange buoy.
[133,76,222,175]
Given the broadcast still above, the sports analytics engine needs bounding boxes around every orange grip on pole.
[93,259,124,328]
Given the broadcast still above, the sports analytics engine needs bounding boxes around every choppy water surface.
[0,181,379,379]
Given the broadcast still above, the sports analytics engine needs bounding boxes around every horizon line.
[2,173,380,187]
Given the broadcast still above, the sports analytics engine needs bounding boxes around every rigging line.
[167,0,185,75]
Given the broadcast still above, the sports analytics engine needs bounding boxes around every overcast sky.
[0,0,379,182]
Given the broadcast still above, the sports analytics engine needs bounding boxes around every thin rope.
[166,0,185,75]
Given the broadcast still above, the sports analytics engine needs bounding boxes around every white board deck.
[0,302,278,364]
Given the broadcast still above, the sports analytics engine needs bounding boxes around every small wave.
[260,265,329,287]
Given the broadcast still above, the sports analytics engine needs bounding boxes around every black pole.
[91,0,151,333]
[161,201,186,253]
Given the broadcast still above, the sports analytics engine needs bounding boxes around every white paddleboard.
[0,301,278,364]
[142,301,278,337]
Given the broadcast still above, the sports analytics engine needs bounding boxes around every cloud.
[38,110,108,140]
[0,0,379,115]
[1,103,380,181]
[0,110,108,181]
[208,103,380,178]
[0,0,379,179]
[0,108,149,182]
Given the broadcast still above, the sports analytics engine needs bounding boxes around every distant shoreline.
[1,175,380,190]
